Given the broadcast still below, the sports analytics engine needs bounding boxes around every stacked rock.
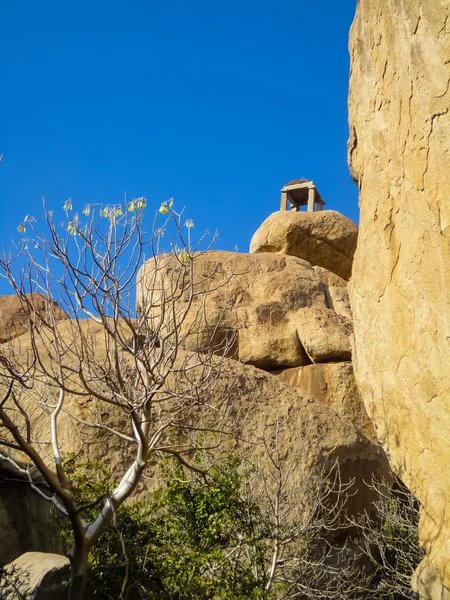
[136,207,371,437]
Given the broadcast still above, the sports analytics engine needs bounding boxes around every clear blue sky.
[1,1,358,270]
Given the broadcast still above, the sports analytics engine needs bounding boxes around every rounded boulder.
[249,210,358,281]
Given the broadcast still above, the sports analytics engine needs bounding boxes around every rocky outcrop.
[1,316,389,527]
[136,251,352,370]
[0,552,70,600]
[273,362,375,441]
[0,195,377,584]
[249,210,358,280]
[296,307,352,363]
[176,356,391,522]
[0,458,63,565]
[348,0,450,596]
[314,267,352,321]
[0,294,67,343]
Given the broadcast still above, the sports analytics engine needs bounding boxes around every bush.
[63,457,423,600]
[63,455,272,599]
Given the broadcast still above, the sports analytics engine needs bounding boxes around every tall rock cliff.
[348,1,450,597]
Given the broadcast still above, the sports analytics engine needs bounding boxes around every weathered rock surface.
[0,552,70,600]
[296,307,352,363]
[348,0,450,596]
[137,251,353,370]
[1,316,389,533]
[273,362,375,441]
[0,294,67,343]
[314,266,352,321]
[249,210,358,280]
[0,459,63,565]
[185,357,391,522]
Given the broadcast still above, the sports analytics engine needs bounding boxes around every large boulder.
[191,358,391,525]
[296,307,353,363]
[0,459,63,565]
[1,317,390,529]
[249,210,358,281]
[348,0,450,596]
[0,552,70,600]
[272,362,376,441]
[0,294,67,343]
[136,251,352,370]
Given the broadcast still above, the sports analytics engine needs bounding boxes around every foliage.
[62,457,424,600]
[63,455,274,599]
[149,456,270,600]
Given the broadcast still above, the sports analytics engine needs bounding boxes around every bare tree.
[347,477,423,599]
[239,422,362,600]
[251,434,422,599]
[223,422,420,599]
[0,198,237,599]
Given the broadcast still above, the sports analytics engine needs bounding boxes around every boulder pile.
[137,209,364,432]
[1,208,393,587]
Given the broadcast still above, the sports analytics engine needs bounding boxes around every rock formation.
[0,458,63,565]
[1,195,391,593]
[136,251,353,370]
[348,1,450,597]
[135,205,390,517]
[0,552,70,600]
[0,294,67,343]
[273,362,376,441]
[181,356,390,522]
[0,313,389,569]
[3,319,385,498]
[249,210,358,280]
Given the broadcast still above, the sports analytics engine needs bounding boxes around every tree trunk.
[69,543,89,600]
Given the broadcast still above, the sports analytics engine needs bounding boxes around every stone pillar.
[280,192,289,211]
[307,187,315,212]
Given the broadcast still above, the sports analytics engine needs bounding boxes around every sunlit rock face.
[0,294,67,343]
[348,0,450,597]
[136,251,354,370]
[249,210,358,281]
[273,362,376,442]
[0,552,70,600]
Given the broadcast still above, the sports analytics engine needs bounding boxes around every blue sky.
[1,0,358,283]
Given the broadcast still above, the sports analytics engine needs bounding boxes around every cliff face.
[348,1,450,597]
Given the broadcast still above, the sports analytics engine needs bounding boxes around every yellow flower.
[17,223,26,233]
[128,201,136,213]
[115,205,123,216]
[169,198,174,208]
[67,222,77,235]
[159,202,168,215]
[184,219,194,229]
[63,199,72,211]
[82,205,90,216]
[137,197,146,210]
[178,249,190,263]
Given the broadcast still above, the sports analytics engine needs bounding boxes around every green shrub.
[62,457,423,600]
[63,455,273,599]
